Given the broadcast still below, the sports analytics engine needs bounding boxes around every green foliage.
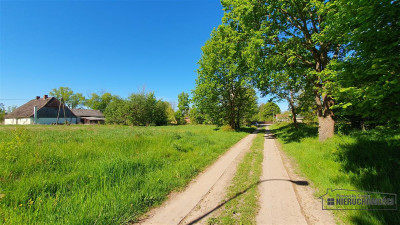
[0,103,5,122]
[104,91,169,126]
[49,87,85,109]
[333,0,400,127]
[176,92,190,125]
[85,92,114,112]
[0,125,250,224]
[271,123,400,224]
[256,102,281,121]
[193,24,258,129]
[188,106,207,125]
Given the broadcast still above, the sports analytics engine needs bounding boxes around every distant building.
[4,95,77,125]
[71,109,105,124]
[275,114,290,122]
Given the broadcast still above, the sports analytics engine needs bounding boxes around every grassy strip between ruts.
[270,122,400,225]
[208,128,265,225]
[0,125,254,225]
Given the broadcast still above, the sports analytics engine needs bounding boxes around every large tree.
[222,0,345,140]
[49,87,85,109]
[193,24,258,129]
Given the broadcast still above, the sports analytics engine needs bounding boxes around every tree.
[333,0,400,128]
[258,102,281,122]
[85,92,114,112]
[104,97,130,125]
[165,102,177,124]
[222,0,346,140]
[49,87,85,109]
[193,24,258,129]
[103,91,170,126]
[189,106,207,125]
[69,93,85,109]
[0,103,5,122]
[176,92,190,124]
[7,105,17,113]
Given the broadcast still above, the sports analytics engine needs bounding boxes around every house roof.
[71,109,104,117]
[5,97,57,119]
[275,114,288,118]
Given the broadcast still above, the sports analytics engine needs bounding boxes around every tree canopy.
[193,24,258,129]
[215,0,399,140]
[49,87,85,109]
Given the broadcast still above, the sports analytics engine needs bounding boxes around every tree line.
[192,0,399,141]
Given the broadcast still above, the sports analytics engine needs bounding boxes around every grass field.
[270,123,400,225]
[209,128,265,225]
[0,125,252,224]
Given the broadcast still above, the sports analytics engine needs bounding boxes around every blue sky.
[0,0,287,111]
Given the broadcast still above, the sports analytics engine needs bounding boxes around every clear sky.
[0,0,287,111]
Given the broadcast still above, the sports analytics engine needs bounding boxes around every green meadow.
[270,123,400,225]
[0,125,252,224]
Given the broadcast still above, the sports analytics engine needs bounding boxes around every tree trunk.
[318,115,334,142]
[288,90,298,128]
[314,87,335,141]
[318,93,335,141]
[291,106,298,128]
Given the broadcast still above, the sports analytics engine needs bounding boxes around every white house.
[4,95,78,125]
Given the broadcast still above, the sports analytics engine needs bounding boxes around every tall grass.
[0,125,252,224]
[270,123,400,225]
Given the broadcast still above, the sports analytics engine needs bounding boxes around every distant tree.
[153,100,169,126]
[176,92,190,125]
[104,91,170,126]
[258,102,281,122]
[189,106,206,125]
[49,87,85,109]
[0,103,5,122]
[69,93,85,109]
[85,92,114,112]
[104,97,130,125]
[165,102,177,124]
[7,105,17,113]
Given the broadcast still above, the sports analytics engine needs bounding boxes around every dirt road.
[256,127,335,225]
[137,131,258,225]
[137,127,335,225]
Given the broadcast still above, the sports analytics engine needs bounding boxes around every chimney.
[36,96,40,100]
[43,95,48,100]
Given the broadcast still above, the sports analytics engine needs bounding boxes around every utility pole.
[272,108,274,124]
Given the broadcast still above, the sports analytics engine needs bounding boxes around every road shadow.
[269,123,318,143]
[186,179,309,224]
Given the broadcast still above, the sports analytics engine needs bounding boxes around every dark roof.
[5,97,58,119]
[71,109,104,117]
[5,97,76,119]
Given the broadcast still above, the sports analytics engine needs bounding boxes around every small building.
[4,95,77,125]
[71,108,105,124]
[275,114,290,122]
